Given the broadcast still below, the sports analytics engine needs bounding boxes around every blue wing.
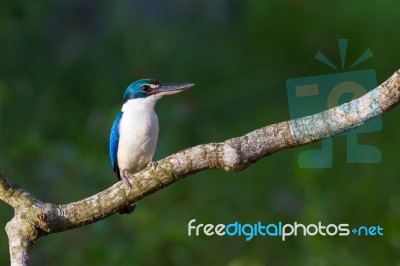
[110,112,123,180]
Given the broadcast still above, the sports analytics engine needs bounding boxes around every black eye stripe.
[141,85,151,93]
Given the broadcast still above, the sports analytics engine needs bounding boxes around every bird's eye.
[141,85,151,93]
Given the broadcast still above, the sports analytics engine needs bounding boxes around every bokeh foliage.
[1,0,400,265]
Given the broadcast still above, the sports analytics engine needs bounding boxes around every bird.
[109,79,194,213]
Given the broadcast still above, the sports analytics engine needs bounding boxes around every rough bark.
[1,69,399,265]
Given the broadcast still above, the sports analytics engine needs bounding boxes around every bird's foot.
[119,203,136,214]
[121,175,132,189]
[147,161,158,171]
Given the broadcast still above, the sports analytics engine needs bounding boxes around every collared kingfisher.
[109,79,194,191]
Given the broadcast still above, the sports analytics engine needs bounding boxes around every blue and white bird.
[109,79,194,189]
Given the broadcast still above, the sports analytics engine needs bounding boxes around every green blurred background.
[1,1,399,265]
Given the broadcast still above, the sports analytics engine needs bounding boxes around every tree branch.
[1,69,400,265]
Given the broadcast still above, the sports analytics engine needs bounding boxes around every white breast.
[117,97,159,175]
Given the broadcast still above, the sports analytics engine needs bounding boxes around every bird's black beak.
[151,83,194,97]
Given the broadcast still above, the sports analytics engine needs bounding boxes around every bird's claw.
[147,161,158,171]
[119,203,136,214]
[121,175,132,189]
